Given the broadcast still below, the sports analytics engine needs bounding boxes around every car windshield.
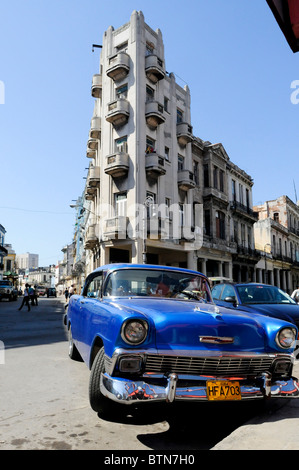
[103,268,212,302]
[236,285,297,305]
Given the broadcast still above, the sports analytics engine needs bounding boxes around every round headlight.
[121,319,148,345]
[276,328,296,349]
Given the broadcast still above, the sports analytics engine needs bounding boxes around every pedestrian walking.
[18,284,31,311]
[28,285,35,306]
[69,285,74,297]
[64,288,69,302]
[33,285,38,306]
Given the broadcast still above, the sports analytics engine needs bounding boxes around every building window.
[165,198,171,218]
[116,84,128,99]
[219,170,224,192]
[116,41,128,53]
[146,136,155,154]
[114,136,127,153]
[216,211,225,239]
[273,212,279,222]
[164,147,170,161]
[146,85,155,102]
[213,166,218,189]
[193,161,199,186]
[178,155,184,171]
[146,42,155,56]
[164,97,169,113]
[239,184,243,204]
[177,108,183,123]
[115,192,127,217]
[146,191,156,218]
[204,210,211,236]
[179,203,184,226]
[204,164,209,187]
[232,180,236,201]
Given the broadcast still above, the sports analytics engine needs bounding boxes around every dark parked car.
[65,264,299,416]
[47,288,56,297]
[211,282,299,336]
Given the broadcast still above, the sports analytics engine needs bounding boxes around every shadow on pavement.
[97,399,272,450]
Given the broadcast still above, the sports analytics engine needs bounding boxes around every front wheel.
[89,347,123,417]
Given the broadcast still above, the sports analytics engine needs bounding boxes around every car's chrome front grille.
[144,354,275,377]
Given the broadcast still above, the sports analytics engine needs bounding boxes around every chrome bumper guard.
[100,372,299,404]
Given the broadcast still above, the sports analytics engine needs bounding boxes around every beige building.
[254,195,299,293]
[75,11,259,280]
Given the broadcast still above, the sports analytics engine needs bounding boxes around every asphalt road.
[0,295,298,451]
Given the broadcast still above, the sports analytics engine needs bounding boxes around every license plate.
[207,380,241,401]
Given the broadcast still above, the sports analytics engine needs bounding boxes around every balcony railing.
[103,216,128,239]
[89,116,101,140]
[106,51,130,82]
[145,153,166,178]
[91,74,102,98]
[84,224,99,250]
[106,98,130,127]
[229,201,259,221]
[87,166,100,187]
[145,101,165,129]
[86,147,96,159]
[176,122,193,146]
[177,170,196,191]
[145,54,165,83]
[104,153,129,178]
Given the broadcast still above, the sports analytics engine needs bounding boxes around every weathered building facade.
[254,195,299,293]
[72,11,259,280]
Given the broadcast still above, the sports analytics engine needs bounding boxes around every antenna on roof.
[293,179,298,202]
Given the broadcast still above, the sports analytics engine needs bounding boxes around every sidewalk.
[212,361,299,450]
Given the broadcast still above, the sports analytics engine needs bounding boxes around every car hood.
[238,303,299,325]
[111,298,292,353]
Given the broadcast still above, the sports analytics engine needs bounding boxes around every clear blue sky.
[0,0,298,266]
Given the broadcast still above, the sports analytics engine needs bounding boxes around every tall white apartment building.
[16,252,39,270]
[78,11,258,280]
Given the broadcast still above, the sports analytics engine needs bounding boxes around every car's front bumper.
[100,372,299,404]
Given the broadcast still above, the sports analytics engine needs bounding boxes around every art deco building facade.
[73,11,259,281]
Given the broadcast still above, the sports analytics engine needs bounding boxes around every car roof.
[92,263,205,277]
[213,282,274,288]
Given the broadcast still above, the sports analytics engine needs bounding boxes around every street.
[0,296,298,451]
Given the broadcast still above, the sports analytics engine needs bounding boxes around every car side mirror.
[224,295,237,305]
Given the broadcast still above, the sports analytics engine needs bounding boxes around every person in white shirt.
[291,287,299,303]
[18,284,31,311]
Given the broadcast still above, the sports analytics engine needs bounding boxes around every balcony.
[176,122,193,146]
[87,138,98,151]
[86,147,96,159]
[145,101,165,129]
[87,166,100,187]
[89,116,101,140]
[106,51,130,82]
[106,98,130,127]
[145,55,165,83]
[85,185,96,201]
[104,216,128,239]
[147,216,169,239]
[91,74,102,98]
[145,153,166,178]
[84,224,99,250]
[177,170,196,191]
[104,153,129,178]
[229,201,258,222]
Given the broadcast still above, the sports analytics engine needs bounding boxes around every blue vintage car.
[65,264,299,415]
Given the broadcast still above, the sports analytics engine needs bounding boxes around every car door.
[75,272,103,363]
